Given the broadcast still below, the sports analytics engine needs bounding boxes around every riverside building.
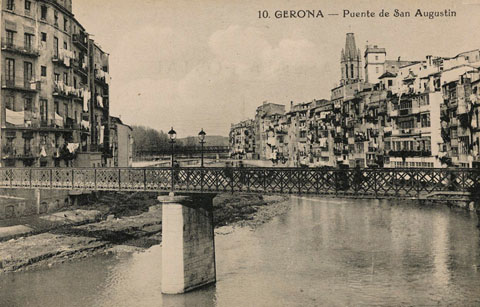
[1,0,111,167]
[230,33,480,168]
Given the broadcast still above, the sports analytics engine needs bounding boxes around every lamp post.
[168,127,177,191]
[198,128,206,167]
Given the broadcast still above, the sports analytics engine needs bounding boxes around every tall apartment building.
[229,33,480,169]
[229,119,255,159]
[1,0,110,167]
[254,102,285,160]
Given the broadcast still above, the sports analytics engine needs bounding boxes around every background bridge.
[1,167,479,199]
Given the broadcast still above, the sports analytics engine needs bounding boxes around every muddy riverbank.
[0,192,289,273]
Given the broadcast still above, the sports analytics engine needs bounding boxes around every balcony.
[2,144,39,160]
[53,81,84,99]
[52,55,69,68]
[73,33,88,50]
[72,59,88,77]
[388,150,432,158]
[2,77,40,92]
[1,39,39,57]
[94,69,109,87]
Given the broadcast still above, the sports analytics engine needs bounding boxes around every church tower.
[340,33,362,85]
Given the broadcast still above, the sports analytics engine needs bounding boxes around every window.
[54,10,58,26]
[7,0,14,10]
[421,113,430,127]
[24,33,34,50]
[41,5,47,20]
[375,66,379,73]
[40,99,48,122]
[350,64,354,79]
[24,61,33,82]
[41,66,47,77]
[63,41,67,50]
[54,101,59,113]
[25,0,30,11]
[345,64,348,78]
[64,18,68,31]
[41,32,47,42]
[388,80,393,87]
[54,73,60,82]
[53,37,58,57]
[24,97,32,112]
[73,77,77,89]
[63,72,68,85]
[5,58,15,82]
[24,138,31,156]
[6,96,14,110]
[375,55,378,60]
[6,30,15,46]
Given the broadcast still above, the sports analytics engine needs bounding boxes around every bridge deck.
[0,167,478,199]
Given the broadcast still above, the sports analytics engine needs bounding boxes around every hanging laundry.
[55,113,64,127]
[81,120,90,130]
[83,90,91,111]
[67,143,79,153]
[97,95,103,108]
[99,125,105,144]
[6,109,25,125]
[40,145,47,157]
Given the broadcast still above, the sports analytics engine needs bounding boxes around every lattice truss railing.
[0,167,477,198]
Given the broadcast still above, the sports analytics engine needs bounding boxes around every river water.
[1,197,480,307]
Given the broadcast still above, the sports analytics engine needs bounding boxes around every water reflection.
[0,197,479,306]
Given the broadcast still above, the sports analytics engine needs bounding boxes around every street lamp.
[168,127,177,167]
[198,128,206,167]
[168,127,177,192]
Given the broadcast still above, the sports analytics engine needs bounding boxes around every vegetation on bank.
[131,125,228,158]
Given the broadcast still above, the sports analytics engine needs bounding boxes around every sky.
[73,0,480,137]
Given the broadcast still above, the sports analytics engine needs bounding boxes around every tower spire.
[340,33,362,85]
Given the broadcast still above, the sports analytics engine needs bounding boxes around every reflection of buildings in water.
[431,213,451,289]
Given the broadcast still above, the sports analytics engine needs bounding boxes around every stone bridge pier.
[158,192,217,294]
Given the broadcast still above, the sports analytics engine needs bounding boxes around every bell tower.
[340,33,362,85]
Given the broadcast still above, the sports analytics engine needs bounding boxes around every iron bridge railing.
[0,167,479,199]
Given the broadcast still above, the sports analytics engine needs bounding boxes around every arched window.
[345,64,348,78]
[350,64,354,79]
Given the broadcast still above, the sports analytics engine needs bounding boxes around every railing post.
[373,170,378,198]
[29,168,32,189]
[231,168,234,193]
[71,169,74,189]
[201,168,204,193]
[50,169,53,189]
[94,168,97,191]
[280,169,284,194]
[263,169,267,192]
[171,166,174,193]
[298,170,302,194]
[416,169,421,198]
[144,168,147,191]
[118,169,121,191]
[334,170,338,196]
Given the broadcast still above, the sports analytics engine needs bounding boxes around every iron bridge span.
[0,167,478,200]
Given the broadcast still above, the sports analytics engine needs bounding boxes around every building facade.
[1,0,110,167]
[229,33,480,168]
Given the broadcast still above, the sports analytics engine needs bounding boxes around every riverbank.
[0,192,289,274]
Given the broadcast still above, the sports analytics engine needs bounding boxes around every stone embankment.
[0,192,290,273]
